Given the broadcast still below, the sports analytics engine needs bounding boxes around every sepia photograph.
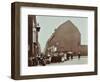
[11,2,97,79]
[28,15,88,66]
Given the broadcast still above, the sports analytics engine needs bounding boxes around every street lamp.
[36,23,40,32]
[35,23,41,57]
[32,22,40,43]
[32,20,41,64]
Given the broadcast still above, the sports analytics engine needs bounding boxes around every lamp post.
[32,21,40,59]
[35,23,40,57]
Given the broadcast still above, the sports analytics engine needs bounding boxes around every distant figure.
[45,54,51,64]
[67,51,73,60]
[59,52,64,62]
[40,58,46,66]
[51,53,58,63]
[78,52,81,59]
[32,57,38,66]
[66,54,70,60]
[64,53,67,61]
[38,56,46,66]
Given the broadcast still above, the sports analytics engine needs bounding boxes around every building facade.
[45,20,81,56]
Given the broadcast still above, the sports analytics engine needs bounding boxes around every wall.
[0,0,100,82]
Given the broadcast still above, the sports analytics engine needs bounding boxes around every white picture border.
[20,6,95,75]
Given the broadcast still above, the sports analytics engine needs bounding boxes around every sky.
[36,15,88,52]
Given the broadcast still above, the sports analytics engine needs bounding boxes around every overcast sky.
[36,15,88,52]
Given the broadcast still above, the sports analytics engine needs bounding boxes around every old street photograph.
[28,15,88,66]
